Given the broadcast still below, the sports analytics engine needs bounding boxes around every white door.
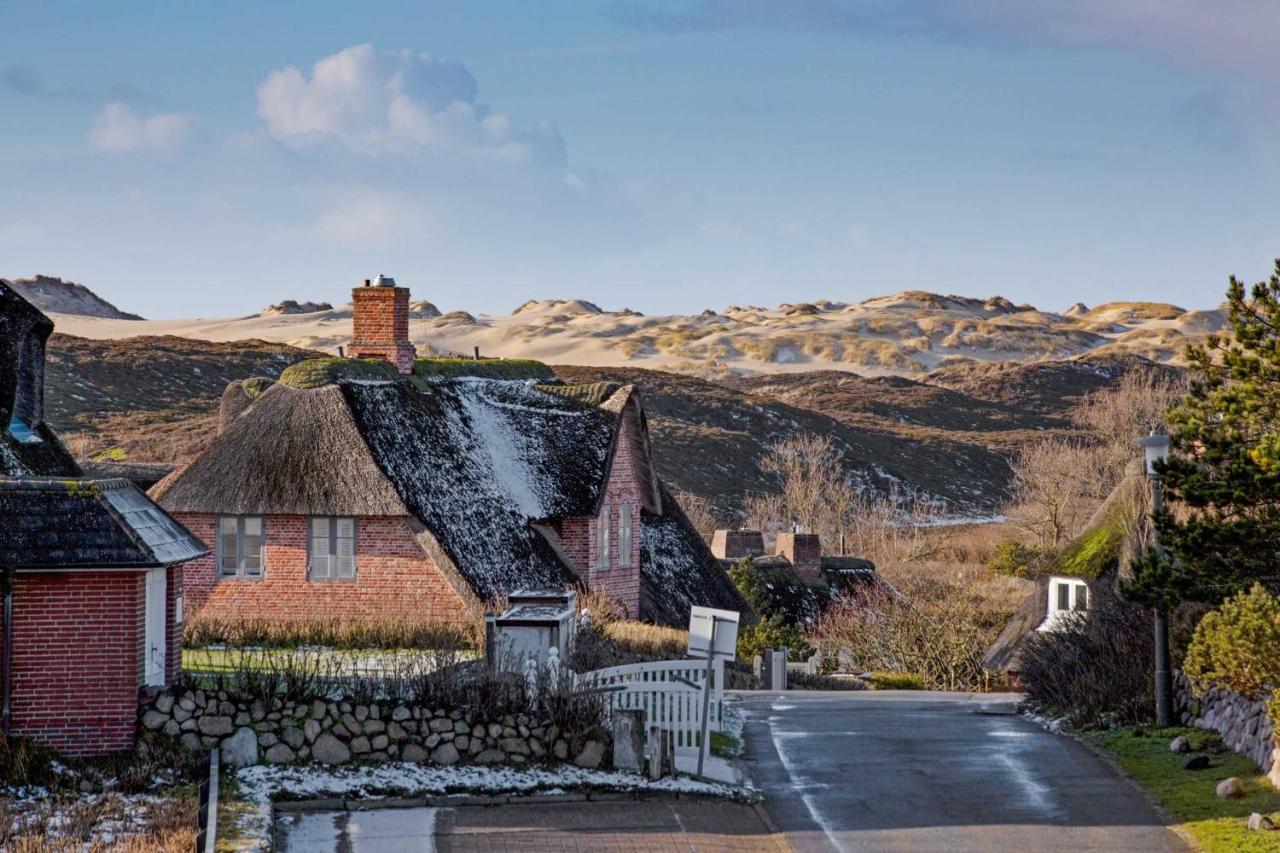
[144,568,167,686]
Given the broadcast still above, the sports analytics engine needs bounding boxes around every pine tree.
[1124,261,1280,605]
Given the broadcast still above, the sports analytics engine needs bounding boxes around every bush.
[0,736,58,788]
[736,614,813,663]
[1183,583,1280,697]
[812,578,990,692]
[986,540,1045,579]
[864,671,925,690]
[1019,597,1154,725]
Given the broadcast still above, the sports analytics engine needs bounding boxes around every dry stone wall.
[139,689,606,771]
[1174,670,1275,771]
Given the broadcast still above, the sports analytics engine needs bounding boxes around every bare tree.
[1072,367,1186,494]
[673,490,726,542]
[1006,437,1101,549]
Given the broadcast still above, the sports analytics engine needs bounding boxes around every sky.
[2,1,1279,318]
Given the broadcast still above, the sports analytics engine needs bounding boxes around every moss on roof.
[534,381,622,407]
[413,357,554,381]
[241,376,276,398]
[278,358,401,389]
[1052,500,1127,580]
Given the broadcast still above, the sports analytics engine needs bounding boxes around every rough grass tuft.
[413,357,554,381]
[278,357,400,389]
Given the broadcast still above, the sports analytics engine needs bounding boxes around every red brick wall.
[5,571,145,755]
[584,419,644,617]
[176,514,470,625]
[350,286,416,373]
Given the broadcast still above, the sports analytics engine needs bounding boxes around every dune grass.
[1085,726,1280,852]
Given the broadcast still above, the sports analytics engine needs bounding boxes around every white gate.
[144,568,167,687]
[576,658,725,749]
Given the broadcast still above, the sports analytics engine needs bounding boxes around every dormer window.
[1041,576,1089,631]
[7,331,44,444]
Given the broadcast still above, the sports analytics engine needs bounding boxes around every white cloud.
[309,193,436,248]
[88,101,193,153]
[256,44,565,164]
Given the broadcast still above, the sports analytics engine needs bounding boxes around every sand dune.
[47,292,1226,379]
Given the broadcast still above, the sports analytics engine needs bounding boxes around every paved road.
[278,800,787,852]
[735,690,1187,853]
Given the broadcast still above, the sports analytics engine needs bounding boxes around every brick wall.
[176,514,470,625]
[350,286,416,374]
[584,419,644,617]
[6,571,145,755]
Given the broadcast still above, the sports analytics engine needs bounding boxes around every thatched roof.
[0,478,208,569]
[0,280,79,478]
[985,464,1148,672]
[154,366,745,624]
[153,383,410,517]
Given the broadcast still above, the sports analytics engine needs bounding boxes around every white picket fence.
[575,658,725,750]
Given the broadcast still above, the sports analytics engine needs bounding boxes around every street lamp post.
[1138,427,1174,727]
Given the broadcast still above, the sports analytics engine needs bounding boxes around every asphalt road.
[735,690,1187,853]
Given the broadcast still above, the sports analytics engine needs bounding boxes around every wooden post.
[697,615,718,777]
[196,749,219,853]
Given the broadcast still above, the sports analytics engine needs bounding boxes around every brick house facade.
[1,280,206,756]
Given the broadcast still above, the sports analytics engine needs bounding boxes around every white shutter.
[336,518,356,579]
[598,505,611,569]
[618,506,632,567]
[309,517,331,579]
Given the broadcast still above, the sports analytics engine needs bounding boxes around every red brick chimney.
[349,274,416,374]
[775,532,823,580]
[711,529,765,560]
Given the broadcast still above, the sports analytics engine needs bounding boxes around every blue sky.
[2,1,1278,317]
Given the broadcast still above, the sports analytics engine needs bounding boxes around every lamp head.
[1137,426,1171,477]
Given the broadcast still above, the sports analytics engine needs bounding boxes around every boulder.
[198,716,234,737]
[1217,777,1246,799]
[351,736,372,755]
[258,732,278,748]
[425,733,442,748]
[163,720,181,737]
[180,733,203,752]
[310,700,327,720]
[173,705,191,723]
[1169,736,1190,754]
[304,719,322,744]
[355,705,369,721]
[387,722,408,742]
[453,735,470,752]
[500,737,530,755]
[363,719,386,735]
[265,744,296,764]
[141,710,169,731]
[402,743,428,763]
[221,727,259,769]
[475,749,506,764]
[155,693,175,714]
[429,718,455,733]
[371,734,389,751]
[1248,812,1276,831]
[1183,755,1210,771]
[574,740,606,769]
[392,706,411,722]
[431,742,461,766]
[282,726,306,749]
[312,734,352,765]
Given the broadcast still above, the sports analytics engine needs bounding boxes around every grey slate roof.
[0,478,208,569]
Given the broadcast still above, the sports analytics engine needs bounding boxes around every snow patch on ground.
[234,761,750,850]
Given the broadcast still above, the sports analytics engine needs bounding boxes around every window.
[618,506,633,568]
[1045,576,1088,625]
[309,517,356,580]
[218,516,264,578]
[596,505,611,569]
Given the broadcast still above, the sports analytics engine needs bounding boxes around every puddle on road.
[278,807,438,853]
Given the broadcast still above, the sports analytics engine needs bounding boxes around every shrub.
[864,671,925,690]
[183,612,478,650]
[1183,584,1280,697]
[736,614,813,663]
[0,736,58,788]
[1019,597,1154,725]
[986,540,1045,579]
[812,579,990,692]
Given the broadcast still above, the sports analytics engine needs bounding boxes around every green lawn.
[1085,727,1280,852]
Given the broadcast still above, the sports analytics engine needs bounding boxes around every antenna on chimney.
[474,346,481,361]
[338,345,345,358]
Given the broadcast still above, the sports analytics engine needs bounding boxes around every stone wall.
[139,688,607,771]
[1174,670,1275,771]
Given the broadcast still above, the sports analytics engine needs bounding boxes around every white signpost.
[686,606,740,776]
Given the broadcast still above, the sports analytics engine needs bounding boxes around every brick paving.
[437,799,790,852]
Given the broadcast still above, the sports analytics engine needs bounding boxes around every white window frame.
[1042,576,1089,629]
[596,504,611,570]
[308,517,357,580]
[217,516,265,579]
[618,505,633,568]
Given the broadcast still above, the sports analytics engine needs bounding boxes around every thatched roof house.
[984,463,1150,676]
[153,358,746,627]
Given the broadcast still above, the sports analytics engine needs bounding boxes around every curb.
[1060,729,1198,852]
